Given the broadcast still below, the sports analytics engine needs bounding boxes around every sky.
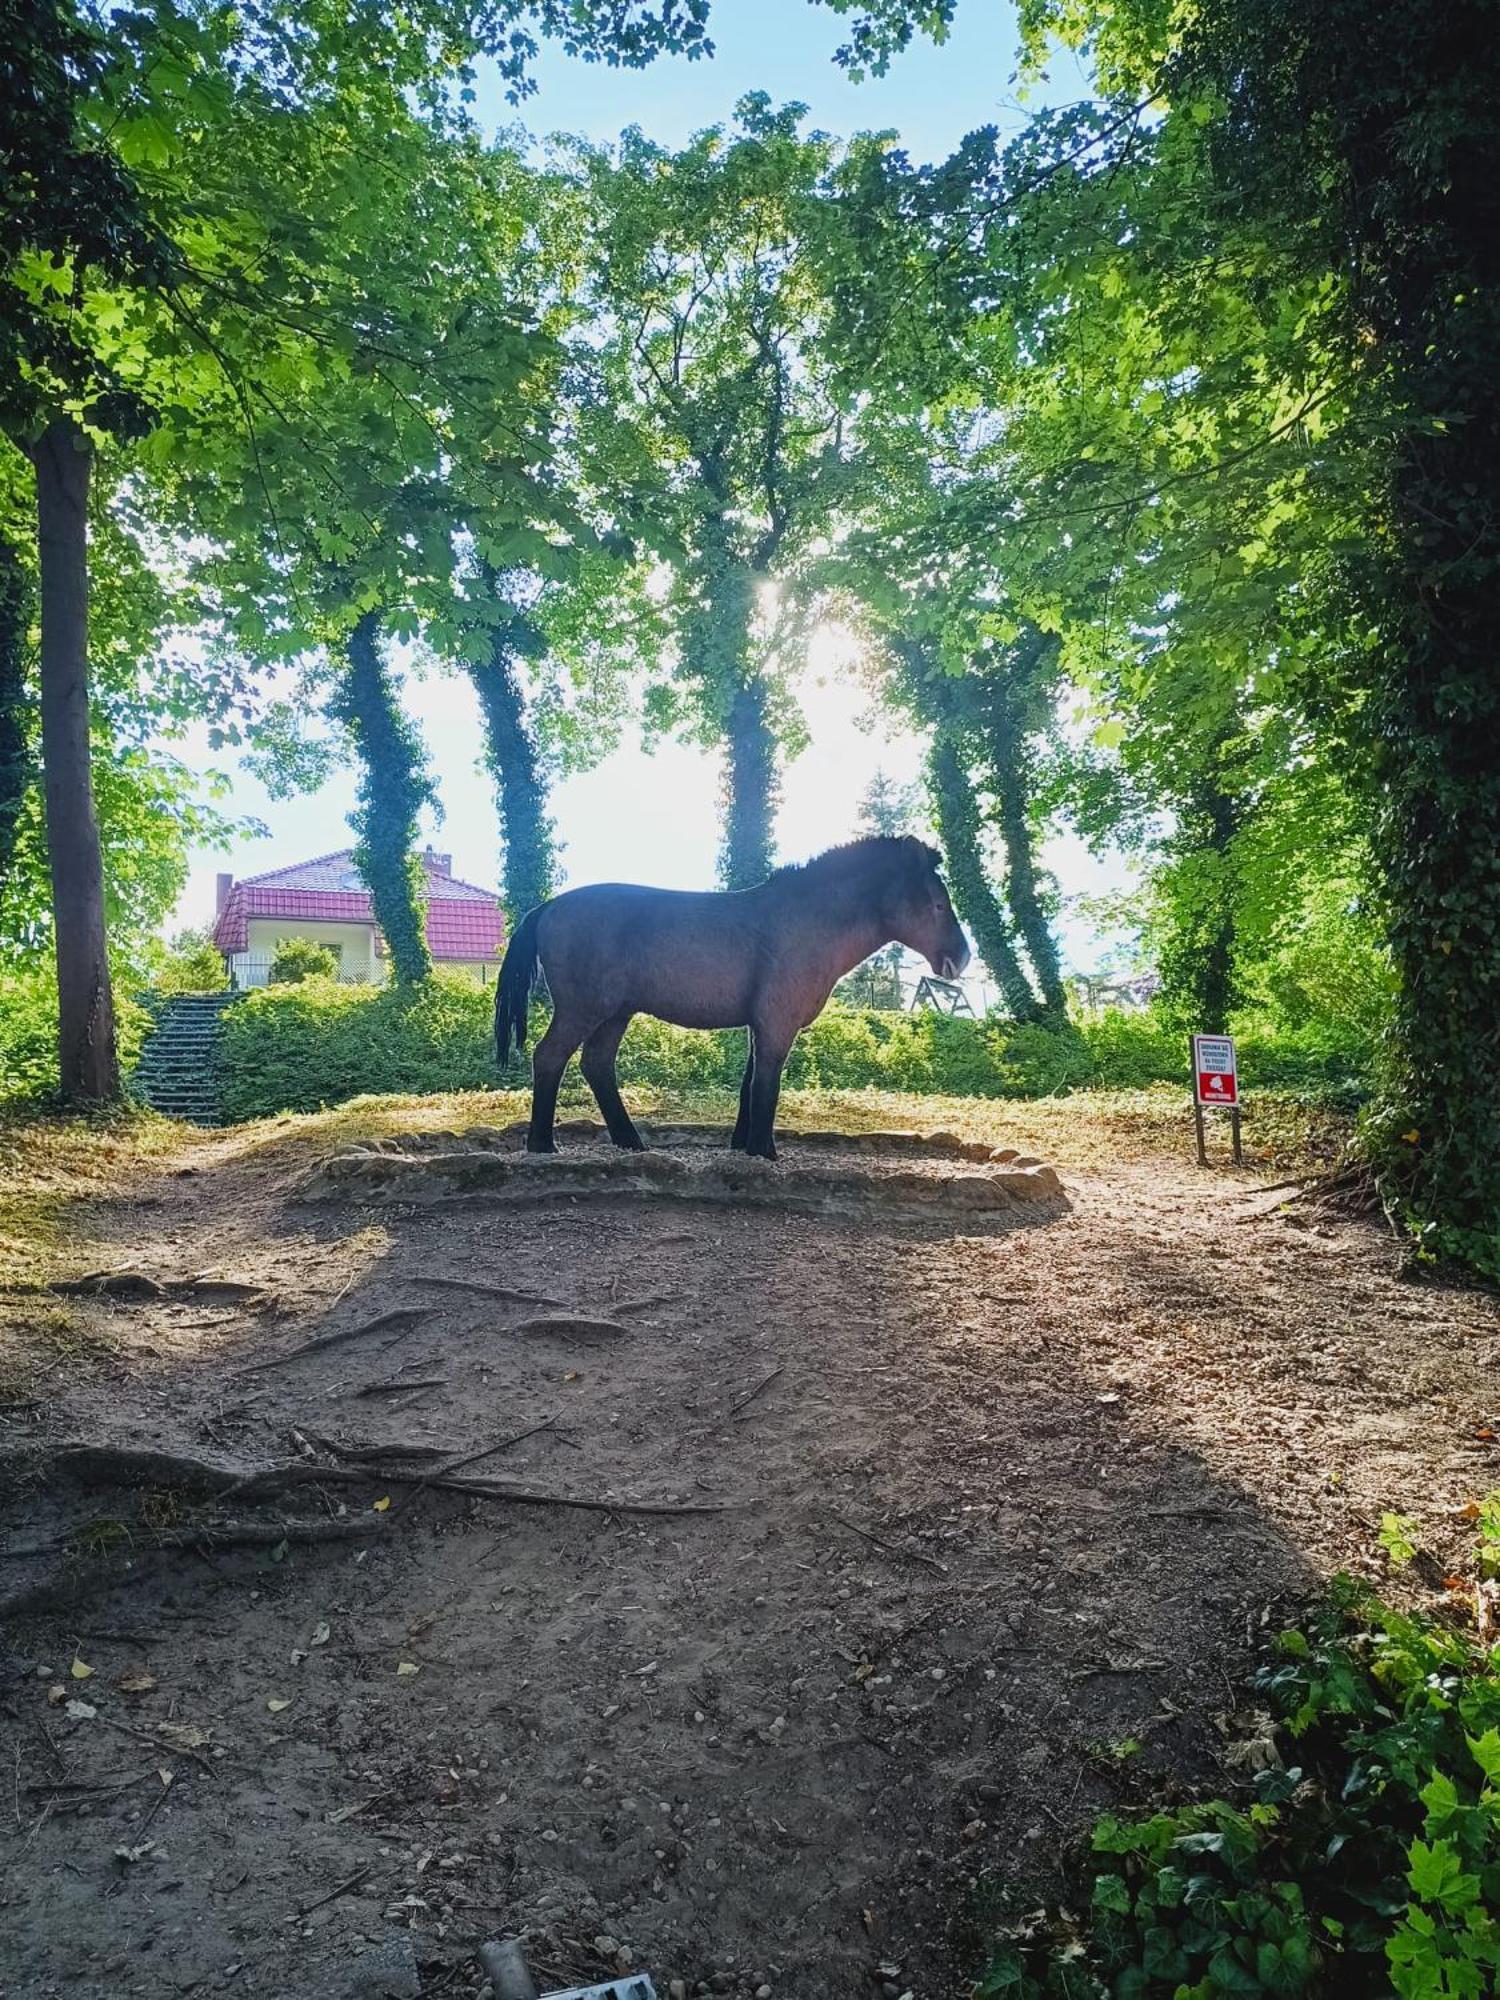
[169,0,1124,981]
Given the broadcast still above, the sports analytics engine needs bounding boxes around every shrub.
[218,970,496,1121]
[268,937,341,985]
[0,962,151,1104]
[983,1513,1500,1999]
[213,978,1377,1123]
[149,926,227,996]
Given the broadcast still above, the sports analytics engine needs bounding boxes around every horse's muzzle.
[938,947,971,980]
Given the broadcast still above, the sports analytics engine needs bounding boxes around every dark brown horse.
[494,835,970,1159]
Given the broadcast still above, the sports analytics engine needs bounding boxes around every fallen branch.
[233,1307,428,1377]
[16,1442,723,1518]
[298,1434,453,1466]
[49,1272,268,1304]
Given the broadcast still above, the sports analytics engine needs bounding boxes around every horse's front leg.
[730,1032,754,1150]
[744,1026,792,1161]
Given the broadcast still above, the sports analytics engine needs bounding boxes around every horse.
[493,834,971,1159]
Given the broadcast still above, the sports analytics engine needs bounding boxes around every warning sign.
[1192,1034,1239,1108]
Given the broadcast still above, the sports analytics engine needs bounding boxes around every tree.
[329,614,435,985]
[463,575,558,921]
[996,0,1500,1269]
[571,99,862,885]
[0,527,31,911]
[0,0,725,1101]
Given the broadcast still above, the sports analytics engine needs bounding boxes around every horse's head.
[883,837,971,981]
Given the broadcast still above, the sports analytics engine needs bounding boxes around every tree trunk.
[27,418,118,1103]
[1375,354,1500,1262]
[981,691,1068,1019]
[928,723,1042,1021]
[0,529,32,912]
[335,612,433,985]
[1156,765,1241,1034]
[466,600,555,921]
[682,519,777,890]
[720,674,777,890]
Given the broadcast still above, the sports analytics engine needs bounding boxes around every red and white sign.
[1193,1034,1239,1107]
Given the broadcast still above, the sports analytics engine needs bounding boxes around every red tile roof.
[212,850,505,961]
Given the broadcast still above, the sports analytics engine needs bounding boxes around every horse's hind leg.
[580,1011,645,1152]
[527,1013,586,1153]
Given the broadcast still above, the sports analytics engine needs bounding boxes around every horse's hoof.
[526,1139,557,1155]
[616,1137,648,1153]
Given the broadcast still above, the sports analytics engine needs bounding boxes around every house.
[211,848,506,987]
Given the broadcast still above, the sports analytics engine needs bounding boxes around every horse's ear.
[908,837,942,873]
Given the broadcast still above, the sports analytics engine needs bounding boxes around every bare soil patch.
[2,1092,1497,2000]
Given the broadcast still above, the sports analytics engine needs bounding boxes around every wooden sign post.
[1191,1033,1243,1166]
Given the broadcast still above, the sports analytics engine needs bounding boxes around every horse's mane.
[765,835,940,892]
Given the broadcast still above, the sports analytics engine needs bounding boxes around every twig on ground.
[727,1367,784,1421]
[1069,1658,1169,1681]
[92,1711,215,1778]
[412,1275,567,1307]
[295,1862,373,1918]
[232,1308,428,1378]
[146,1518,388,1553]
[391,1419,557,1517]
[353,1377,449,1398]
[1228,1178,1309,1201]
[131,1770,174,1842]
[829,1513,949,1575]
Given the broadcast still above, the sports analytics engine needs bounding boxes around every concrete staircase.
[132,993,240,1124]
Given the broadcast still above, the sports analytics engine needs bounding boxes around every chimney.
[424,850,452,878]
[216,872,233,914]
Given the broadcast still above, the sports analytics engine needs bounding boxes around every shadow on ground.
[4,1112,1494,1999]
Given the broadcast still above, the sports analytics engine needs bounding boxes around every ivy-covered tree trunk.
[682,512,778,890]
[333,611,433,985]
[466,595,556,921]
[928,724,1043,1021]
[0,530,32,912]
[1371,280,1500,1265]
[721,674,778,890]
[27,418,119,1102]
[979,686,1068,1020]
[1156,767,1242,1034]
[1170,0,1500,1268]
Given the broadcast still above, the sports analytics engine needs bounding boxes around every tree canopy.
[3,0,1497,1279]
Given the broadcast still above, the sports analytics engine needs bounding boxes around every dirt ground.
[2,1089,1498,2000]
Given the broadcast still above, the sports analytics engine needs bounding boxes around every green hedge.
[0,964,151,1103]
[213,971,1375,1123]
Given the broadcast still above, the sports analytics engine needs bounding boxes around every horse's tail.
[494,904,544,1066]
